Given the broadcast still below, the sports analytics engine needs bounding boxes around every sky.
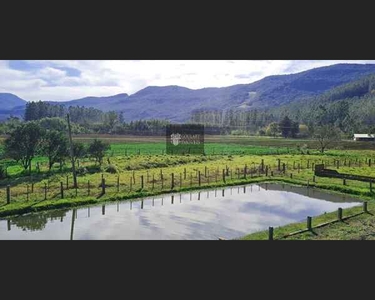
[1,60,375,101]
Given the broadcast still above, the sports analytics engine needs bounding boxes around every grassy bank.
[241,201,375,240]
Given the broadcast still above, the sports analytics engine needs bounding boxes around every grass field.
[2,134,375,240]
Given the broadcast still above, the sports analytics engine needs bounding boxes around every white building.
[353,134,375,141]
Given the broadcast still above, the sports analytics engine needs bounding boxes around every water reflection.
[6,210,68,232]
[0,184,362,240]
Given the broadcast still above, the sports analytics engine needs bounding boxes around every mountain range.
[1,63,375,122]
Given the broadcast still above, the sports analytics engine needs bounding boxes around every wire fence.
[2,156,375,206]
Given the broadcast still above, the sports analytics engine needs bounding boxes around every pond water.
[0,183,362,240]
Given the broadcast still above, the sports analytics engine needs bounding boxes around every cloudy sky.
[1,60,374,101]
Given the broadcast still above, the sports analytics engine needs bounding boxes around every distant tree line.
[0,101,170,136]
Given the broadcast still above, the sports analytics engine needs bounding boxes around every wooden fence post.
[277,159,281,171]
[87,180,90,195]
[141,175,144,189]
[222,169,226,183]
[44,183,47,200]
[6,185,11,204]
[102,178,106,194]
[171,173,175,190]
[363,201,368,213]
[180,173,182,189]
[198,171,201,186]
[117,175,120,192]
[269,226,273,240]
[66,175,69,189]
[338,208,343,221]
[343,179,346,186]
[60,182,64,199]
[307,216,312,231]
[152,174,155,190]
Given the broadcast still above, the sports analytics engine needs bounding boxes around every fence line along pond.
[0,183,362,240]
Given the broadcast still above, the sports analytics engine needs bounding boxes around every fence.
[2,156,375,206]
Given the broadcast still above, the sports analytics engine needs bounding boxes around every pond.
[0,183,362,240]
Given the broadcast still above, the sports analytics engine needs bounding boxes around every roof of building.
[354,134,375,138]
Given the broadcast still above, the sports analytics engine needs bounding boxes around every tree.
[4,122,44,170]
[119,112,124,123]
[314,125,341,153]
[38,117,67,132]
[72,142,86,164]
[267,122,279,137]
[290,121,300,138]
[41,130,69,170]
[298,124,309,138]
[279,116,292,138]
[87,139,110,165]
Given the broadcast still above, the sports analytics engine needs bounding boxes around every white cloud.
[0,60,374,101]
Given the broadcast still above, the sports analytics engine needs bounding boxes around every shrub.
[0,165,6,179]
[86,165,102,174]
[105,164,118,174]
[76,166,88,175]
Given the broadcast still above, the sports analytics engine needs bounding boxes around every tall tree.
[4,122,44,170]
[88,139,110,165]
[268,122,279,137]
[314,125,341,153]
[71,142,86,164]
[278,116,292,138]
[41,130,69,170]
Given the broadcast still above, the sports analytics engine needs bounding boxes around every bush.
[86,165,102,174]
[76,166,88,175]
[105,164,118,174]
[0,165,6,179]
[231,129,249,136]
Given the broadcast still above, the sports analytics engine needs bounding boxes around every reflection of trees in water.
[11,210,68,232]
